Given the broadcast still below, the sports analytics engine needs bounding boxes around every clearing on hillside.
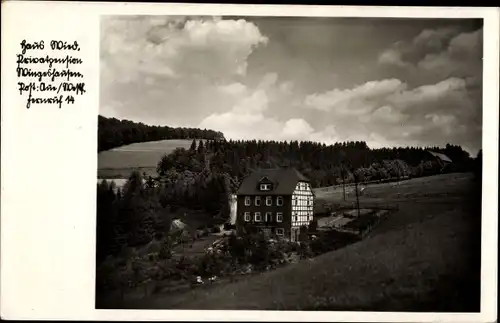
[98,139,203,178]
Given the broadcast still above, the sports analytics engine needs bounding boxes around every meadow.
[112,172,481,311]
[98,139,200,179]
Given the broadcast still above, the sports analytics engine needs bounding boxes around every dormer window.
[260,183,271,191]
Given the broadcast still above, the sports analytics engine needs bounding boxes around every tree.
[197,140,205,154]
[308,218,318,233]
[190,139,197,151]
[474,149,482,180]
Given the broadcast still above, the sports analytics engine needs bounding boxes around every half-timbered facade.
[235,167,315,241]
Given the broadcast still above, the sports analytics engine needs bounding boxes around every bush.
[308,219,318,233]
[298,241,314,259]
[158,238,172,260]
[145,239,163,254]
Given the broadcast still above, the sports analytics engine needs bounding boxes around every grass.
[98,139,198,179]
[109,172,481,311]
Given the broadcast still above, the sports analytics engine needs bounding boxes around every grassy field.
[97,139,199,178]
[113,172,481,311]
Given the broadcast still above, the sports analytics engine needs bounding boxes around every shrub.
[145,239,163,254]
[308,219,318,233]
[298,241,314,259]
[158,238,172,260]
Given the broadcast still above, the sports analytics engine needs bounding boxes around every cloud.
[378,49,409,68]
[418,28,483,78]
[198,74,341,144]
[302,76,481,153]
[378,26,482,81]
[387,77,468,111]
[279,81,294,94]
[217,82,247,96]
[202,71,481,154]
[368,105,409,124]
[304,79,407,114]
[100,15,269,124]
[101,16,268,81]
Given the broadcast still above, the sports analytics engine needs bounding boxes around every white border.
[1,2,498,322]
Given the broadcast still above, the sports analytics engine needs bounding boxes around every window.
[276,228,284,236]
[244,196,251,206]
[260,184,271,191]
[255,212,262,222]
[293,216,298,222]
[277,212,283,222]
[277,196,283,206]
[266,196,272,206]
[244,212,251,222]
[255,196,261,206]
[265,212,272,222]
[292,199,296,206]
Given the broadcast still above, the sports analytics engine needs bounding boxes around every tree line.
[98,115,225,152]
[157,139,476,189]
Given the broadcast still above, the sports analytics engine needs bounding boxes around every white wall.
[229,193,237,225]
[291,181,314,228]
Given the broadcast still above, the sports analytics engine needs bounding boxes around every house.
[428,151,452,170]
[235,167,315,241]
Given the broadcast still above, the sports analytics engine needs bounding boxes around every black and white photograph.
[94,14,485,311]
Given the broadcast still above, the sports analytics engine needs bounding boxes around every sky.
[100,15,483,155]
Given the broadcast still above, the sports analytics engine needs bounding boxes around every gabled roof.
[428,151,452,163]
[237,167,310,195]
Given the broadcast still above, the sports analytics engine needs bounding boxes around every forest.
[157,139,474,188]
[98,115,225,152]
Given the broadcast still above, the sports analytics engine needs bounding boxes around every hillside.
[98,115,224,152]
[112,173,480,311]
[98,139,201,178]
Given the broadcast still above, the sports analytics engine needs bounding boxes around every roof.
[170,219,187,232]
[428,151,452,163]
[237,167,310,195]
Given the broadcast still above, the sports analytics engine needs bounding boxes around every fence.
[313,176,411,194]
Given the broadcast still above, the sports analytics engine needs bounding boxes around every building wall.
[290,181,314,241]
[236,194,292,238]
[229,193,237,225]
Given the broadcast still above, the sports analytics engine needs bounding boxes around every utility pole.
[341,164,346,201]
[340,150,347,202]
[354,172,360,217]
[396,152,401,186]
